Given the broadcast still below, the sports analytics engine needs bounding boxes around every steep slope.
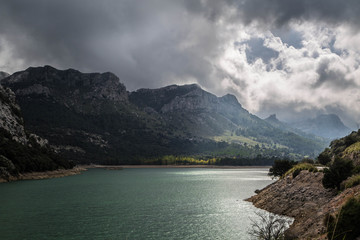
[1,66,221,164]
[0,84,73,181]
[130,84,250,136]
[0,85,27,144]
[2,66,328,163]
[320,129,360,166]
[291,114,351,140]
[130,85,327,157]
[265,114,329,145]
[248,170,360,239]
[249,130,360,239]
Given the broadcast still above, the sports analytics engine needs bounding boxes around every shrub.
[301,158,314,164]
[268,159,296,178]
[325,196,360,240]
[248,211,292,240]
[322,157,354,190]
[285,163,318,179]
[340,175,360,190]
[317,148,332,165]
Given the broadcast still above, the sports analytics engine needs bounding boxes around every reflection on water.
[0,167,283,240]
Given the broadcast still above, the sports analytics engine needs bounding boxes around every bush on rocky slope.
[325,196,360,240]
[322,157,354,190]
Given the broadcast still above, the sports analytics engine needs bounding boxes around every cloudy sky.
[0,0,360,128]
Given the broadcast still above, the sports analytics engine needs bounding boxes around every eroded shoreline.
[0,166,87,183]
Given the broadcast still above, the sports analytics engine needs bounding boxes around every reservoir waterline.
[0,167,275,240]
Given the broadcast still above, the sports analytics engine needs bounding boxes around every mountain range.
[290,114,351,140]
[0,66,349,164]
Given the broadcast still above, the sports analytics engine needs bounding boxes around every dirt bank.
[247,170,360,239]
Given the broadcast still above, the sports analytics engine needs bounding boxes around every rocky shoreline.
[247,170,360,239]
[0,166,87,183]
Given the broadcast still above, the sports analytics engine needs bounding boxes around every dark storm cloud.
[1,0,360,89]
[0,0,218,90]
[241,38,279,64]
[1,0,360,128]
[313,58,357,89]
[236,0,360,28]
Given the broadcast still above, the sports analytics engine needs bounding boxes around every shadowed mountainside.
[1,66,328,164]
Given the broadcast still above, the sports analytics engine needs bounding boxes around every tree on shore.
[248,211,292,240]
[268,159,296,178]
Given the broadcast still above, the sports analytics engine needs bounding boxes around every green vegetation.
[326,130,360,157]
[235,125,327,157]
[322,157,354,190]
[316,130,360,192]
[284,163,318,179]
[268,159,296,178]
[340,174,360,190]
[344,142,360,155]
[325,196,360,240]
[138,155,278,166]
[317,148,332,165]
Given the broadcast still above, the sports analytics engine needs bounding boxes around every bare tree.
[248,211,292,240]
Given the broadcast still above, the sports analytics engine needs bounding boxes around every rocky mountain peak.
[220,94,242,107]
[265,114,281,123]
[1,66,129,114]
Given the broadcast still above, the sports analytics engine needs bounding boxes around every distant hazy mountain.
[265,114,328,142]
[1,66,328,163]
[130,85,327,156]
[290,114,351,140]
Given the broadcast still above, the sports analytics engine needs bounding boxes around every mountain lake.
[0,167,281,240]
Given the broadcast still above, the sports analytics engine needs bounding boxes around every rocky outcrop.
[0,85,27,144]
[0,82,74,182]
[1,66,128,114]
[1,65,328,163]
[0,166,86,183]
[247,171,360,239]
[130,83,327,155]
[1,66,204,163]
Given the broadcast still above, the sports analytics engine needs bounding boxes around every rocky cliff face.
[130,84,247,114]
[0,82,73,181]
[130,84,327,156]
[1,65,329,163]
[2,66,128,114]
[1,66,209,163]
[0,85,27,144]
[247,171,360,239]
[130,84,252,136]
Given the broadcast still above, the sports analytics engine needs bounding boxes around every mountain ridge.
[290,114,351,140]
[1,66,329,163]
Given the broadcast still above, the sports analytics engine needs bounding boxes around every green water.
[0,168,274,240]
